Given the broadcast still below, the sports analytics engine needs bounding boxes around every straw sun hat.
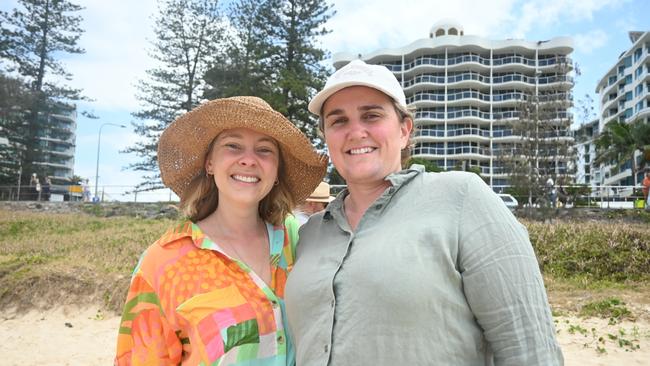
[158,96,328,203]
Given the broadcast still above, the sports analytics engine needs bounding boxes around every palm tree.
[595,119,650,186]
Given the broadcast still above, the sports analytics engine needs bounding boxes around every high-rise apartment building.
[573,119,600,187]
[595,31,650,188]
[37,103,77,184]
[332,20,574,191]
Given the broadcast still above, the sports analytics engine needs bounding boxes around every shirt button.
[277,335,285,344]
[376,204,383,210]
[324,344,329,353]
[330,299,335,307]
[271,300,278,308]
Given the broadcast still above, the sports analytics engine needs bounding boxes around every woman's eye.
[364,113,380,120]
[329,118,345,127]
[225,143,240,150]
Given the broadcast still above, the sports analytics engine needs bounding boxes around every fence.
[0,184,178,203]
[0,183,646,208]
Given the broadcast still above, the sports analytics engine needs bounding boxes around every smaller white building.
[572,119,599,188]
[595,31,650,187]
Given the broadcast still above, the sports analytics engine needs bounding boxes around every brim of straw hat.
[158,96,328,204]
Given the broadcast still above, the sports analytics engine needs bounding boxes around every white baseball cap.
[308,59,407,115]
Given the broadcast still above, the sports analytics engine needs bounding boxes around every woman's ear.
[400,117,414,149]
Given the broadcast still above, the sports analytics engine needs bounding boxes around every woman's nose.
[237,149,257,166]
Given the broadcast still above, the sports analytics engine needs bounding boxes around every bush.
[527,221,650,282]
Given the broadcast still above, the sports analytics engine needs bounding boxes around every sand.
[1,307,649,365]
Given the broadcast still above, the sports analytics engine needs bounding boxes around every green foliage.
[204,0,334,149]
[528,221,650,282]
[499,94,575,210]
[595,119,650,185]
[407,157,443,172]
[123,0,224,189]
[0,0,85,185]
[580,297,632,320]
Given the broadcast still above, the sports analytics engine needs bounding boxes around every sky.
[2,0,649,201]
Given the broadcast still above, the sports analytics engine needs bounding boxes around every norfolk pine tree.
[123,0,224,190]
[267,0,334,147]
[0,0,84,185]
[203,0,276,100]
[204,0,334,147]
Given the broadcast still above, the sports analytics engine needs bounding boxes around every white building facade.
[595,31,650,188]
[35,103,77,184]
[573,119,600,188]
[332,20,574,191]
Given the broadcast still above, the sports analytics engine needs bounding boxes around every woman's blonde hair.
[179,136,295,226]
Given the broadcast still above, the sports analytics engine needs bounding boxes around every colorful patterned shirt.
[116,217,299,366]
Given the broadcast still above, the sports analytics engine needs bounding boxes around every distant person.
[42,177,51,201]
[641,167,650,211]
[81,179,91,202]
[285,60,563,365]
[546,177,557,208]
[29,173,41,201]
[294,181,335,225]
[114,96,326,365]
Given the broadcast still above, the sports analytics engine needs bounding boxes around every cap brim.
[308,81,404,115]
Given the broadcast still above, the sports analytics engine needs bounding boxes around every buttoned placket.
[319,182,401,365]
[193,222,289,356]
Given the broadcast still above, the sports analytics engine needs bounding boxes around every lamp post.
[94,123,126,201]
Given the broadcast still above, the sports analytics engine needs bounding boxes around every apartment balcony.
[402,57,446,76]
[403,74,446,91]
[447,72,490,88]
[412,145,490,159]
[406,92,446,106]
[414,127,491,143]
[538,55,573,68]
[414,110,445,121]
[447,108,492,121]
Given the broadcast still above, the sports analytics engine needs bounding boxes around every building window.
[435,29,444,37]
[634,47,642,62]
[449,28,458,35]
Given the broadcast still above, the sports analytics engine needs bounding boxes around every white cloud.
[573,29,609,54]
[323,0,519,54]
[61,0,158,111]
[509,0,628,38]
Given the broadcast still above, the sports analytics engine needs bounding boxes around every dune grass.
[1,209,649,314]
[0,210,179,312]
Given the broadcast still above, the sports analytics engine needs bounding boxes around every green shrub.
[527,221,650,282]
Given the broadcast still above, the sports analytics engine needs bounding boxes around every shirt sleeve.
[115,262,183,366]
[457,174,563,366]
[285,214,300,260]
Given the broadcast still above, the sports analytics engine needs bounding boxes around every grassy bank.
[0,210,178,311]
[1,209,649,315]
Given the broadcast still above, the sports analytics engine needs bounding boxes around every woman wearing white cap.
[284,61,563,365]
[115,96,327,365]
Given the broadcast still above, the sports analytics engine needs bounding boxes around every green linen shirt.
[284,165,563,366]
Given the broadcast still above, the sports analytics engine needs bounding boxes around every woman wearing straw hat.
[294,182,335,226]
[284,61,562,365]
[115,96,327,365]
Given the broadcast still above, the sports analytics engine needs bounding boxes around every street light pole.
[94,123,126,201]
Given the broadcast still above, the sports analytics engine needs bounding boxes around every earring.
[274,179,279,186]
[205,170,211,178]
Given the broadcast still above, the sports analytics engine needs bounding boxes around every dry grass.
[0,210,178,313]
[1,209,649,316]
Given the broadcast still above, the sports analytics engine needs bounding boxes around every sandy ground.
[1,307,650,365]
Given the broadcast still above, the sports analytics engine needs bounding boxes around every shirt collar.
[155,220,284,257]
[323,164,423,221]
